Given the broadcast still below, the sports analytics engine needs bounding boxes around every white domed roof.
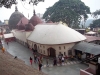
[27,23,86,44]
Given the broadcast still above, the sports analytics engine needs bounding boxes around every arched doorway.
[47,48,56,57]
[34,44,37,52]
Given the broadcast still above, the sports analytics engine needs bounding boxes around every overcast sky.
[0,0,100,22]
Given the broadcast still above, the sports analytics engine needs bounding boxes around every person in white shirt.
[62,57,64,62]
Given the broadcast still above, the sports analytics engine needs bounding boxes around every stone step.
[42,61,80,68]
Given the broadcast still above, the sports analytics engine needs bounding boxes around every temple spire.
[28,13,29,18]
[15,5,18,11]
[33,9,36,16]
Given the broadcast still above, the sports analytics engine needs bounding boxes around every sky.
[0,0,100,22]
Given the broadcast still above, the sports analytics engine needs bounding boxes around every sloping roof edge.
[72,42,100,55]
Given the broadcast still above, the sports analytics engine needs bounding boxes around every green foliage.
[98,30,100,33]
[86,28,90,32]
[43,0,90,28]
[92,10,100,18]
[0,0,44,8]
[90,19,100,28]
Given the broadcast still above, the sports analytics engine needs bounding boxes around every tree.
[92,10,100,18]
[90,9,100,28]
[0,0,44,8]
[43,0,90,28]
[90,19,100,28]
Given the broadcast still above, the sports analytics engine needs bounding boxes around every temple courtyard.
[2,41,88,75]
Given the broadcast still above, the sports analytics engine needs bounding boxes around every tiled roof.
[85,35,100,42]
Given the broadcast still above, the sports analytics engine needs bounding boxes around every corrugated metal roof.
[85,35,100,42]
[73,42,100,55]
[0,22,6,26]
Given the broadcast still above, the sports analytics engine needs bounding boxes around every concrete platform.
[3,41,88,75]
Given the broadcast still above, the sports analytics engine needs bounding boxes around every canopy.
[4,33,14,39]
[86,31,96,35]
[73,42,100,55]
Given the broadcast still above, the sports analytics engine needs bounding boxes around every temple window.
[64,46,65,49]
[41,50,42,53]
[68,50,72,55]
[59,52,61,55]
[59,47,61,50]
[44,50,45,54]
[38,46,39,49]
[64,52,66,55]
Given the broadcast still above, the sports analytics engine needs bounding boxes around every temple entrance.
[47,48,56,57]
[34,44,37,52]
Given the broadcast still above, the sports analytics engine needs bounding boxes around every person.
[7,42,8,45]
[37,56,40,64]
[14,56,17,59]
[78,53,81,60]
[81,53,86,62]
[53,58,57,66]
[30,57,33,65]
[39,62,42,71]
[40,55,43,63]
[57,57,59,63]
[59,58,62,66]
[64,55,68,59]
[46,58,49,67]
[2,47,5,53]
[61,57,64,63]
[34,55,37,63]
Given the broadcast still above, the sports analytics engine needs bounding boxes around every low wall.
[85,68,95,75]
[80,69,93,75]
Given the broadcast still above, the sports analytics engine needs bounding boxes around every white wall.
[12,30,32,42]
[27,40,75,56]
[26,31,32,38]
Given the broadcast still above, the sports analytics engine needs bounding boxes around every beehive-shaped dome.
[29,10,43,26]
[25,23,34,31]
[17,17,29,30]
[9,6,24,29]
[28,23,86,44]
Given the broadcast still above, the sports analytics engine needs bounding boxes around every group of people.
[53,54,67,66]
[29,53,69,71]
[29,55,43,71]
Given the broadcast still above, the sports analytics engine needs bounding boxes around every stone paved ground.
[3,41,88,75]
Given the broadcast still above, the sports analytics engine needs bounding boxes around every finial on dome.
[15,5,18,11]
[21,20,22,24]
[28,13,29,18]
[33,10,36,16]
